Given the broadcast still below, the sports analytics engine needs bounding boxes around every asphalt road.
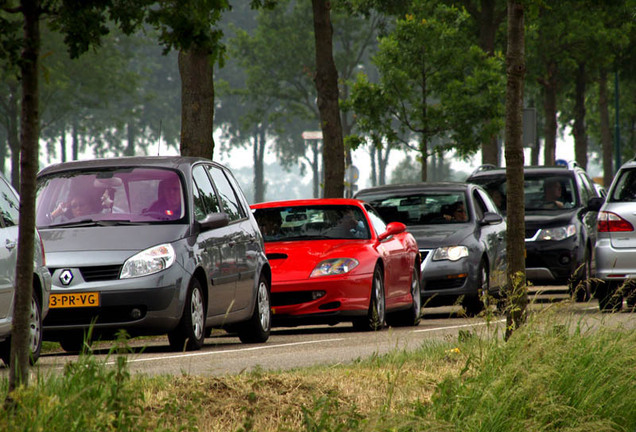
[6,286,635,378]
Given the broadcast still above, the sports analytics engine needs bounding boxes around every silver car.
[36,156,271,352]
[592,159,636,312]
[0,173,52,365]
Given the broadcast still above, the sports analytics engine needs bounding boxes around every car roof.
[37,156,221,177]
[251,198,365,209]
[355,182,472,198]
[468,165,579,180]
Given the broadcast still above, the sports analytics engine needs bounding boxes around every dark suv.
[467,163,602,300]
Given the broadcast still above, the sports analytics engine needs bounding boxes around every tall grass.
[0,314,634,431]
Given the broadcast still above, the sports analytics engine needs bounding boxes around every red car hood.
[265,239,374,282]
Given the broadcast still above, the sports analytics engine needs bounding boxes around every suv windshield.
[471,174,577,212]
[36,167,186,227]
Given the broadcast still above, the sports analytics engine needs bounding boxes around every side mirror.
[378,221,406,241]
[587,196,605,212]
[198,212,230,232]
[480,212,503,226]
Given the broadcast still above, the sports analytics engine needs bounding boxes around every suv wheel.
[570,250,592,302]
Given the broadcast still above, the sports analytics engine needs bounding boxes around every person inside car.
[145,177,182,218]
[443,201,468,222]
[48,193,98,221]
[542,178,565,209]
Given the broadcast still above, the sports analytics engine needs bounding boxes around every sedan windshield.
[36,167,186,227]
[360,192,470,225]
[253,205,370,242]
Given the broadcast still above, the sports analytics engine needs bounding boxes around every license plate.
[49,292,100,308]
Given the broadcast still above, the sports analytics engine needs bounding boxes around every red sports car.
[251,199,421,330]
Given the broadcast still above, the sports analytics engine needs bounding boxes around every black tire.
[353,266,385,331]
[168,278,206,351]
[1,291,44,365]
[386,265,421,327]
[238,275,271,343]
[462,261,488,317]
[59,331,88,353]
[571,250,592,302]
[597,282,623,313]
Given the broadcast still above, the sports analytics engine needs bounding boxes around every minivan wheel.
[238,275,271,343]
[59,331,89,353]
[169,278,206,351]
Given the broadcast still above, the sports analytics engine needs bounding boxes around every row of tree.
[0,0,633,394]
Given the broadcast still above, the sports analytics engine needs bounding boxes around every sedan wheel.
[462,261,487,317]
[354,266,385,331]
[386,266,421,327]
[169,278,206,351]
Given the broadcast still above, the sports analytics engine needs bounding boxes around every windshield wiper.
[47,219,149,228]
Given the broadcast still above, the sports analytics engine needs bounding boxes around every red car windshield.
[36,167,185,227]
[253,205,370,242]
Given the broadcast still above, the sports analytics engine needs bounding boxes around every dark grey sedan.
[355,182,506,315]
[36,156,271,352]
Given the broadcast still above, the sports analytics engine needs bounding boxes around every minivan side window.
[208,166,246,222]
[192,165,221,221]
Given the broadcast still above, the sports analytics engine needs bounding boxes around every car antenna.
[157,120,162,156]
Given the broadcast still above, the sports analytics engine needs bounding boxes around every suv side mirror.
[480,212,503,225]
[587,197,605,212]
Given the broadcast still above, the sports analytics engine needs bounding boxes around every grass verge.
[1,313,634,431]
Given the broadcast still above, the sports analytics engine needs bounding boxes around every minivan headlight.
[536,224,576,241]
[121,244,175,279]
[433,246,469,261]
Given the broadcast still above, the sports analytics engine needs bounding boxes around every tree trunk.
[9,0,40,392]
[475,0,506,166]
[125,122,135,156]
[312,0,345,198]
[542,60,558,166]
[598,69,613,187]
[60,129,67,163]
[7,81,20,189]
[378,144,391,185]
[573,62,588,169]
[253,128,266,203]
[369,144,378,187]
[72,121,79,160]
[503,0,527,340]
[179,49,215,159]
[419,138,428,182]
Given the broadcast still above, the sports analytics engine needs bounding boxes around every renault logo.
[59,269,74,286]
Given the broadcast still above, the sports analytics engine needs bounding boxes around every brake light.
[597,211,634,232]
[37,229,46,266]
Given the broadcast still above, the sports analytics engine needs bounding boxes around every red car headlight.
[310,258,359,277]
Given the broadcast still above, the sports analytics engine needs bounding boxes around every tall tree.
[312,0,345,198]
[503,0,527,339]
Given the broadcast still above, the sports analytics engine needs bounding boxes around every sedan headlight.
[121,243,175,279]
[433,246,469,262]
[536,224,576,241]
[310,258,359,277]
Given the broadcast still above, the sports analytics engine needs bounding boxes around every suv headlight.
[121,244,175,279]
[536,224,576,241]
[433,246,469,261]
[310,258,359,277]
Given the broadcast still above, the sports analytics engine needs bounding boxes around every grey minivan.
[36,156,271,352]
[0,172,52,365]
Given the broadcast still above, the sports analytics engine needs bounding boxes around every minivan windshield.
[36,167,186,227]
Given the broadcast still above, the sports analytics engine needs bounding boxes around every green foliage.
[349,1,505,170]
[427,320,636,431]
